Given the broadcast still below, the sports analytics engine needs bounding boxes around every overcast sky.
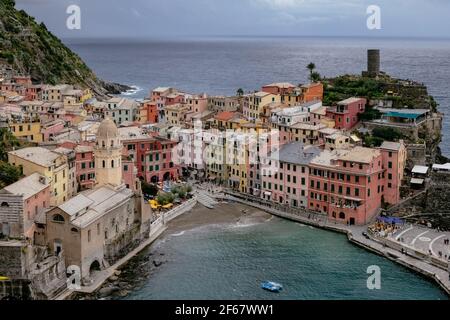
[15,0,450,39]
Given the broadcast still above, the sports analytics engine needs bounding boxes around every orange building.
[139,100,158,124]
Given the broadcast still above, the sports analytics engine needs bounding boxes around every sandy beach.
[165,201,272,235]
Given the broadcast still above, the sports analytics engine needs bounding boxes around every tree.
[236,88,244,96]
[372,127,404,141]
[0,161,22,188]
[306,62,316,78]
[141,182,158,196]
[0,128,20,161]
[310,71,321,83]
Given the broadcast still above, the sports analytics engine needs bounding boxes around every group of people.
[368,221,402,238]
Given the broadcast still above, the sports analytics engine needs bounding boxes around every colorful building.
[243,91,281,121]
[9,120,42,143]
[8,147,69,206]
[75,145,96,190]
[308,146,390,225]
[119,126,179,183]
[261,142,321,208]
[139,100,158,124]
[326,97,366,130]
[0,173,50,239]
[379,141,407,205]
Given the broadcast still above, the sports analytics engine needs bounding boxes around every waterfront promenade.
[219,190,450,296]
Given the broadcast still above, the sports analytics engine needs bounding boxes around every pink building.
[0,173,50,239]
[41,119,66,141]
[74,145,96,190]
[184,94,208,113]
[308,146,389,225]
[261,142,321,208]
[122,157,138,191]
[326,97,366,130]
[119,127,180,184]
[379,141,407,205]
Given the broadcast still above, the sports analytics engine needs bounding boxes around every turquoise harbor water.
[123,218,447,300]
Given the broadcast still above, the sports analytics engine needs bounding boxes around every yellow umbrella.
[0,276,10,281]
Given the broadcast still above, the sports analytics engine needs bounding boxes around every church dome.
[97,117,119,140]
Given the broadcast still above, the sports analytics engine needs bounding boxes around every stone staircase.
[196,191,219,209]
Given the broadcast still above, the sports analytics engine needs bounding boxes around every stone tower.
[94,117,123,187]
[367,49,380,77]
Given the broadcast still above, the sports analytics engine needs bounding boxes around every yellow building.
[204,135,229,182]
[243,92,281,121]
[80,88,93,103]
[225,133,249,193]
[8,147,69,206]
[288,123,327,145]
[9,121,43,143]
[164,104,191,125]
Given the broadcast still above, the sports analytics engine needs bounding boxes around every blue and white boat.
[261,281,283,293]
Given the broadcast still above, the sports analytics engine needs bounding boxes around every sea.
[66,36,450,156]
[65,36,450,299]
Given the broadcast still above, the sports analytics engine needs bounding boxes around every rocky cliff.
[0,0,130,98]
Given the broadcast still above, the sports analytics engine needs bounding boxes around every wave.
[121,85,143,96]
[171,231,186,237]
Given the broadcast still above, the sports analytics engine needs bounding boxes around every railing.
[223,190,328,222]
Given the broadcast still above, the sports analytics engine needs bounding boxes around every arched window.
[111,160,114,168]
[111,140,114,147]
[102,160,106,168]
[1,202,9,207]
[71,227,79,233]
[52,214,65,223]
[339,212,345,220]
[102,141,106,147]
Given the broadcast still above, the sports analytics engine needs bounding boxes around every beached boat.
[261,281,283,293]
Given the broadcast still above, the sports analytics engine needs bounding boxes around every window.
[111,160,114,168]
[1,202,9,207]
[102,160,106,168]
[52,214,65,222]
[88,230,91,242]
[388,161,392,169]
[124,165,128,171]
[71,228,78,233]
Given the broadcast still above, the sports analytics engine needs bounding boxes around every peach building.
[261,82,296,95]
[308,146,395,225]
[379,141,407,205]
